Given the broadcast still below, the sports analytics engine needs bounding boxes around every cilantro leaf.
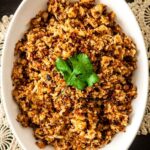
[56,58,72,73]
[56,53,99,90]
[86,73,99,86]
[76,53,93,72]
[69,54,93,75]
[68,75,86,90]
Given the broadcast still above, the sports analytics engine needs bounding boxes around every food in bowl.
[12,0,137,149]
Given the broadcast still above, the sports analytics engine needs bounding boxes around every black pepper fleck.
[46,74,51,81]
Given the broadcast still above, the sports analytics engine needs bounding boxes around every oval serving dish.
[1,0,149,150]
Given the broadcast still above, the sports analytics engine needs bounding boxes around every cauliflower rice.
[12,0,137,149]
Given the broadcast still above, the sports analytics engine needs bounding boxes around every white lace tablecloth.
[0,0,150,149]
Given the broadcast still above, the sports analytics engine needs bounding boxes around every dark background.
[0,0,150,149]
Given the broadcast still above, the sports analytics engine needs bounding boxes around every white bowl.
[1,0,149,150]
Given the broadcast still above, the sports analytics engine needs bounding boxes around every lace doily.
[0,0,150,149]
[129,0,150,135]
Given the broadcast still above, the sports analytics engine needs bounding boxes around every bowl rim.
[1,1,33,150]
[1,0,149,150]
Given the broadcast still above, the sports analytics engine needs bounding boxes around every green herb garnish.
[56,53,99,90]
